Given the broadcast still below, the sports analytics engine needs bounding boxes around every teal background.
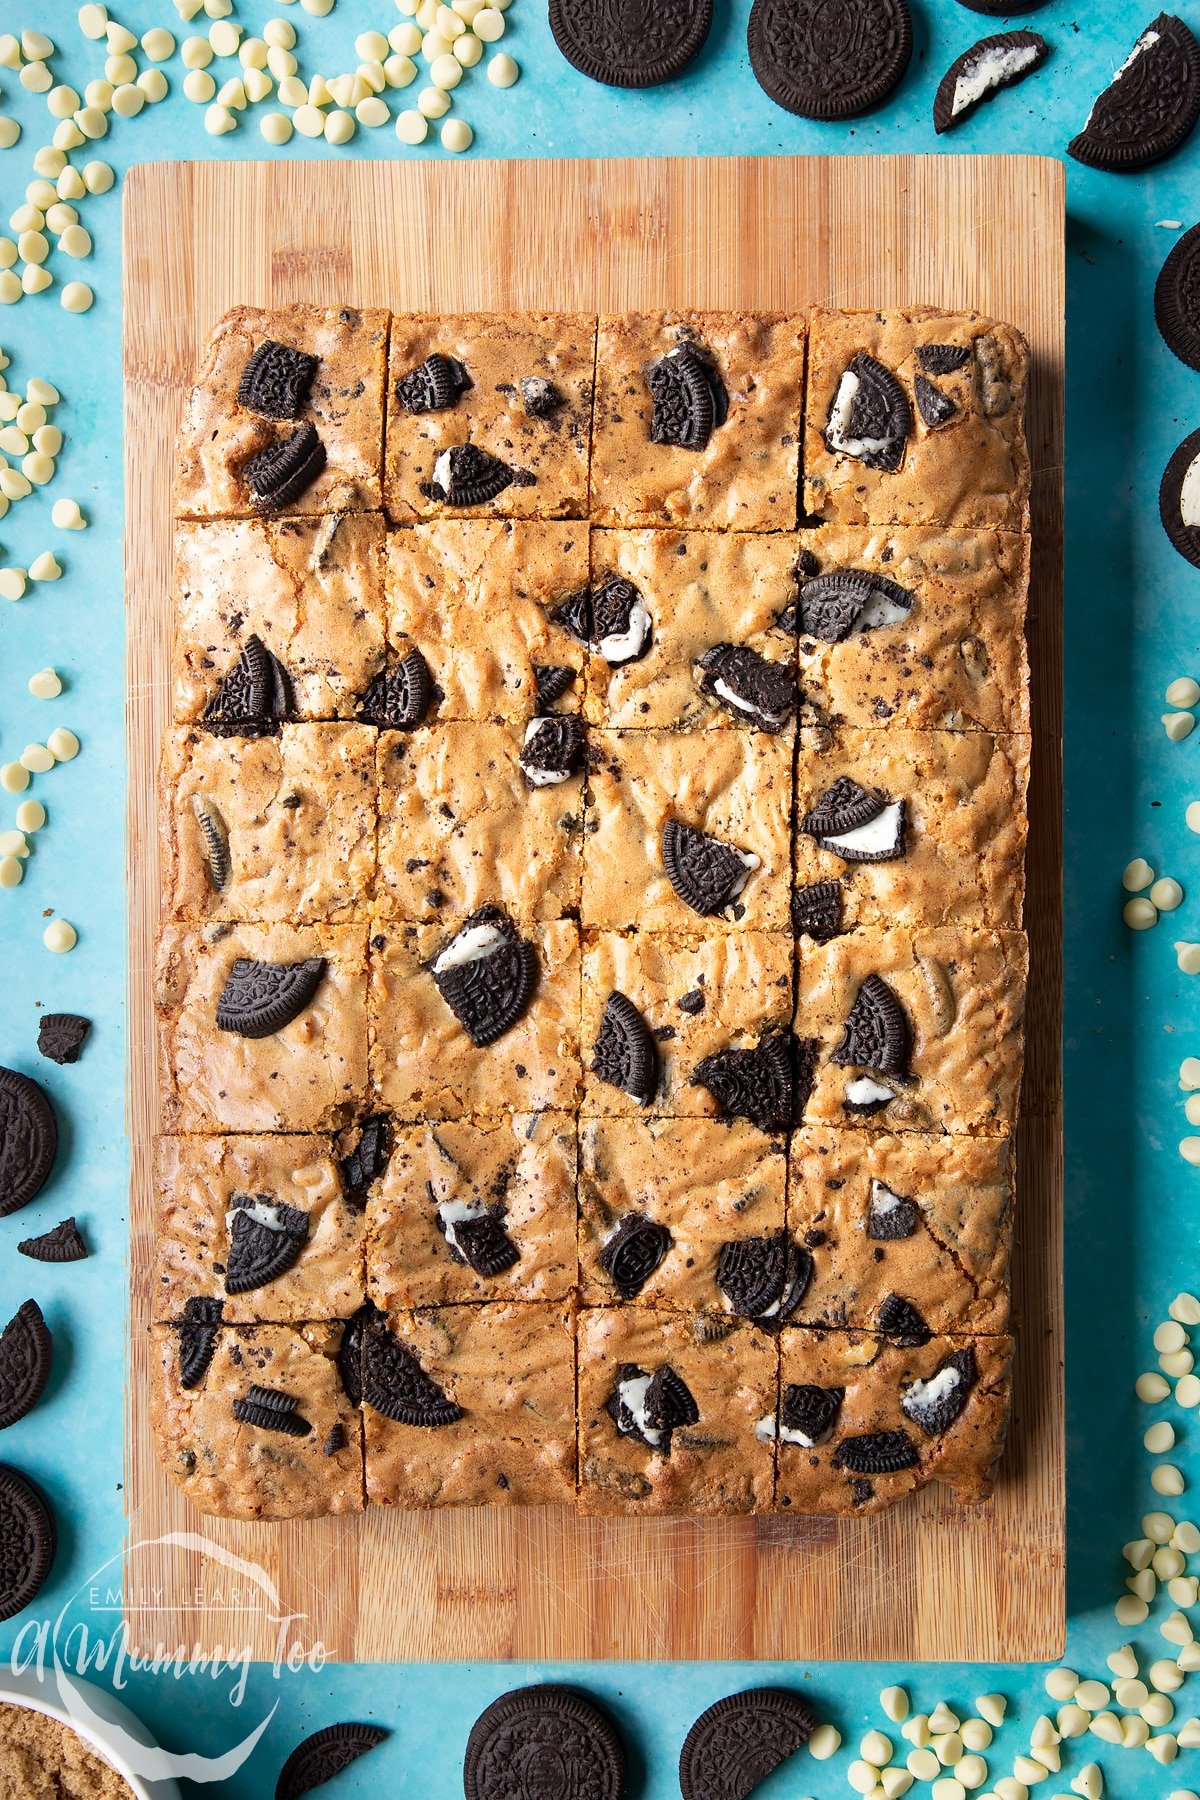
[0,0,1197,1791]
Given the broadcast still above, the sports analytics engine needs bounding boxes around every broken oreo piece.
[520,375,562,417]
[800,777,905,863]
[834,1428,918,1475]
[361,1314,462,1426]
[748,0,912,118]
[599,1213,673,1298]
[275,1722,389,1800]
[791,879,844,943]
[647,344,729,451]
[440,1204,520,1278]
[697,643,796,731]
[876,1292,933,1347]
[321,1424,345,1457]
[1156,223,1200,371]
[36,1012,90,1065]
[914,373,957,428]
[932,30,1048,134]
[395,352,471,413]
[797,568,914,643]
[825,352,912,472]
[833,973,911,1076]
[662,819,759,917]
[216,956,327,1040]
[178,1297,223,1389]
[0,1067,57,1220]
[901,1346,977,1435]
[430,908,539,1047]
[225,1194,309,1295]
[232,1383,312,1437]
[340,1115,391,1205]
[204,634,293,737]
[17,1217,88,1262]
[716,1235,812,1328]
[867,1180,918,1240]
[1069,13,1200,171]
[779,1382,844,1446]
[429,442,521,506]
[0,1464,56,1623]
[238,340,318,421]
[465,1686,625,1800]
[591,575,653,664]
[0,1301,52,1432]
[914,342,972,374]
[533,663,576,708]
[1160,426,1200,570]
[356,647,433,728]
[244,421,327,512]
[607,1361,699,1451]
[520,714,586,787]
[692,1033,806,1132]
[191,794,231,893]
[679,1688,818,1800]
[592,991,659,1105]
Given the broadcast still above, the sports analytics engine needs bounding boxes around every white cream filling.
[432,448,453,493]
[1084,26,1158,126]
[438,1195,487,1255]
[520,717,571,786]
[225,1197,289,1233]
[820,800,904,859]
[598,598,651,664]
[847,1075,895,1107]
[951,42,1041,117]
[755,1411,815,1447]
[433,922,505,973]
[902,1365,961,1421]
[727,849,761,900]
[854,589,912,631]
[869,1180,906,1221]
[616,1372,663,1447]
[712,677,788,729]
[826,369,894,461]
[1180,449,1200,528]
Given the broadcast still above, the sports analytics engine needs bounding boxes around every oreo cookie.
[824,352,911,472]
[1156,224,1200,370]
[244,422,327,512]
[238,340,318,421]
[866,1180,918,1240]
[648,345,729,451]
[716,1235,811,1328]
[340,1114,391,1205]
[225,1194,309,1295]
[914,374,957,429]
[748,0,912,120]
[833,1428,918,1475]
[548,0,712,88]
[876,1292,932,1347]
[396,352,471,413]
[0,1067,58,1219]
[533,664,576,708]
[832,973,910,1075]
[1160,427,1200,570]
[437,1200,520,1277]
[779,1382,843,1446]
[178,1297,223,1389]
[932,30,1048,134]
[360,1310,462,1425]
[697,643,796,731]
[276,1722,389,1800]
[679,1689,817,1800]
[520,714,586,787]
[464,1686,625,1800]
[796,568,914,643]
[36,1012,90,1065]
[232,1383,312,1437]
[429,443,523,506]
[692,1033,810,1132]
[592,991,659,1105]
[662,819,759,917]
[801,777,905,863]
[204,634,293,737]
[902,1346,977,1435]
[430,908,539,1047]
[791,879,843,943]
[356,648,434,728]
[1069,14,1200,171]
[215,956,327,1039]
[0,1463,56,1622]
[599,1213,672,1298]
[0,1300,52,1432]
[607,1361,699,1451]
[18,1216,88,1262]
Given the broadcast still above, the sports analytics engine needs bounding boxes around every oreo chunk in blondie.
[155,923,368,1133]
[385,521,588,721]
[367,1112,577,1307]
[794,524,1030,734]
[370,920,582,1117]
[375,724,582,924]
[787,1129,1012,1336]
[578,1116,787,1309]
[578,1307,776,1515]
[580,930,794,1117]
[363,1303,576,1506]
[174,514,387,724]
[162,724,377,924]
[584,730,793,931]
[385,313,596,523]
[583,529,800,729]
[795,926,1027,1135]
[151,1320,365,1518]
[803,308,1030,531]
[153,1134,366,1323]
[589,312,806,531]
[175,304,389,517]
[772,1328,1013,1513]
[793,729,1030,931]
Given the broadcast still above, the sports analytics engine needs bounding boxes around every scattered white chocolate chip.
[1045,1670,1078,1702]
[861,1731,893,1768]
[293,103,326,137]
[487,49,519,83]
[0,829,27,857]
[357,94,390,124]
[1154,1465,1187,1496]
[430,51,463,87]
[105,21,136,52]
[0,566,26,600]
[1177,943,1200,974]
[931,1731,963,1764]
[79,4,110,39]
[1166,711,1196,742]
[908,1748,940,1782]
[105,53,138,86]
[46,727,78,762]
[0,271,21,304]
[1177,1720,1200,1748]
[473,7,505,37]
[0,855,22,887]
[83,160,113,193]
[975,1697,1007,1729]
[185,69,217,102]
[1107,1643,1139,1678]
[23,451,56,485]
[28,551,61,582]
[50,498,85,531]
[28,668,60,702]
[1154,876,1185,910]
[441,116,472,150]
[807,1722,841,1760]
[1148,1733,1179,1764]
[396,107,428,141]
[261,111,293,143]
[418,84,451,116]
[20,743,54,774]
[1154,1544,1186,1577]
[1164,1609,1194,1645]
[848,1762,876,1795]
[15,799,44,833]
[1137,1372,1171,1402]
[1124,897,1158,930]
[208,18,241,55]
[1156,1320,1188,1353]
[1056,1705,1088,1739]
[61,282,93,312]
[959,1719,991,1751]
[1147,1421,1178,1453]
[881,1688,909,1724]
[1169,678,1200,708]
[1117,1595,1150,1625]
[901,1714,930,1749]
[138,69,169,104]
[43,918,76,953]
[264,18,298,49]
[0,761,29,792]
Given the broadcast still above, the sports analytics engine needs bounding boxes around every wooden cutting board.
[124,156,1064,1664]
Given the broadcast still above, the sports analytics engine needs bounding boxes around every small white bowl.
[0,1666,181,1799]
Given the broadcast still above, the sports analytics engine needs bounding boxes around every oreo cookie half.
[237,340,318,421]
[215,956,327,1039]
[591,576,653,664]
[1160,426,1200,570]
[647,344,729,450]
[361,1312,462,1426]
[36,1012,90,1065]
[356,648,434,728]
[824,352,911,472]
[465,1686,625,1800]
[0,1301,52,1432]
[204,634,293,737]
[606,1361,699,1451]
[932,30,1048,134]
[833,1428,918,1475]
[800,777,905,863]
[548,0,712,88]
[437,1199,520,1278]
[592,991,658,1105]
[716,1235,812,1329]
[679,1689,818,1800]
[696,643,797,731]
[0,1464,56,1623]
[429,443,523,506]
[244,422,327,512]
[430,908,539,1047]
[791,880,843,943]
[599,1213,673,1298]
[1069,13,1200,171]
[275,1722,389,1800]
[395,352,471,413]
[832,973,910,1076]
[692,1033,811,1133]
[914,343,971,374]
[1156,223,1200,371]
[796,568,914,643]
[17,1217,89,1262]
[178,1297,223,1389]
[748,0,912,120]
[0,1067,58,1219]
[662,819,760,917]
[902,1346,978,1435]
[225,1194,309,1295]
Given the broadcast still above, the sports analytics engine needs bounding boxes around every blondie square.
[175,304,389,518]
[793,728,1030,933]
[161,723,377,924]
[385,521,589,721]
[363,1303,576,1507]
[794,524,1031,734]
[155,922,368,1133]
[795,927,1027,1136]
[584,529,800,730]
[772,1328,1013,1514]
[787,1130,1013,1337]
[580,930,793,1117]
[367,1112,577,1307]
[153,1134,366,1324]
[384,312,596,523]
[369,919,582,1117]
[584,730,793,932]
[173,514,387,724]
[803,308,1030,531]
[577,1307,776,1515]
[375,724,583,924]
[151,1320,365,1519]
[578,1116,787,1309]
[590,312,805,532]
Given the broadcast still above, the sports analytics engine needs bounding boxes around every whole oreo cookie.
[549,0,712,89]
[1156,224,1200,370]
[1160,427,1200,570]
[1069,13,1200,171]
[679,1688,818,1800]
[748,0,912,120]
[464,1685,625,1800]
[0,1067,58,1219]
[0,1463,57,1622]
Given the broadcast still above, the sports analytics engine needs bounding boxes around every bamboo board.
[124,157,1064,1663]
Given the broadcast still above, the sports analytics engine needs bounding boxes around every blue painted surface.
[1,0,1199,1791]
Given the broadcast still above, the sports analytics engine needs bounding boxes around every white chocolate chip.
[15,799,44,833]
[1154,1544,1186,1577]
[208,18,241,55]
[1154,877,1185,910]
[1124,897,1158,930]
[1087,1712,1123,1744]
[1156,1320,1188,1352]
[260,111,292,143]
[861,1731,892,1768]
[82,159,113,194]
[23,452,56,485]
[1107,1643,1139,1678]
[1154,1465,1187,1497]
[441,116,472,150]
[79,5,110,40]
[0,829,27,857]
[418,85,451,116]
[267,44,297,78]
[430,52,462,87]
[20,743,54,774]
[881,1688,909,1724]
[27,667,59,699]
[185,69,217,101]
[105,21,136,52]
[0,566,27,600]
[1166,711,1196,742]
[0,271,21,305]
[51,498,85,530]
[395,107,428,141]
[1045,1670,1078,1702]
[848,1762,876,1796]
[1176,1718,1200,1747]
[907,1749,940,1782]
[1117,1595,1150,1625]
[61,282,94,312]
[0,761,29,792]
[143,26,176,60]
[473,7,505,37]
[901,1714,930,1748]
[975,1696,1006,1729]
[28,552,61,582]
[105,53,137,86]
[453,33,482,64]
[21,64,55,97]
[1031,1714,1062,1747]
[1177,942,1200,974]
[1172,1577,1200,1607]
[43,918,77,953]
[1056,1705,1089,1738]
[1169,678,1200,708]
[264,19,297,50]
[292,104,325,137]
[357,95,390,124]
[0,855,22,888]
[324,108,355,143]
[1147,1421,1178,1453]
[46,727,79,762]
[1137,1372,1171,1402]
[1147,1733,1179,1764]
[807,1723,841,1760]
[959,1719,991,1751]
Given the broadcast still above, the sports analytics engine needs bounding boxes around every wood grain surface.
[124,156,1064,1663]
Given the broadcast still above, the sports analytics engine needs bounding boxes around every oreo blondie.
[153,304,1029,1521]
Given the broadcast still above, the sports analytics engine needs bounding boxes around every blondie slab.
[367,1112,577,1307]
[363,1302,576,1507]
[161,723,377,924]
[175,304,389,518]
[793,728,1030,933]
[803,308,1030,531]
[385,313,596,523]
[590,312,806,531]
